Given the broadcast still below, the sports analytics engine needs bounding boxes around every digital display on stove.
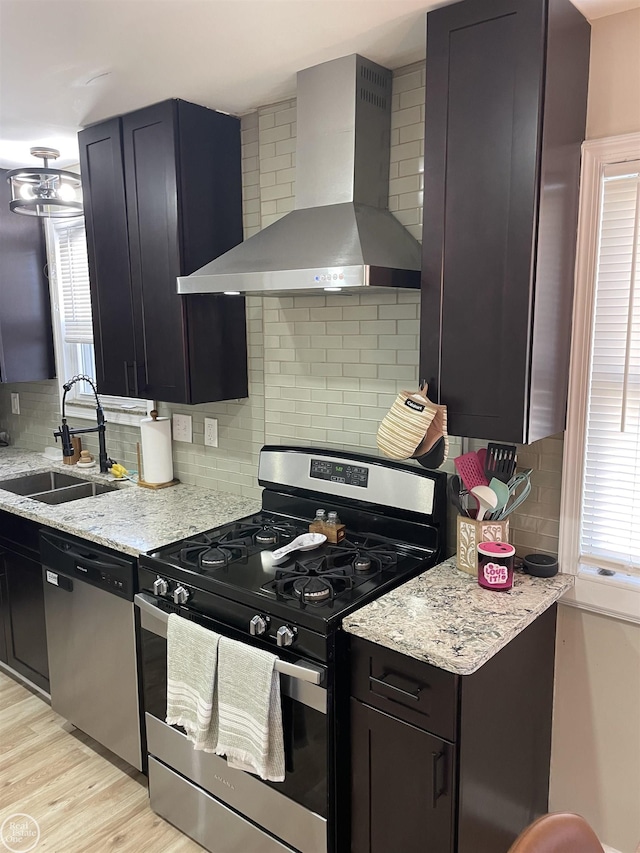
[310,459,369,488]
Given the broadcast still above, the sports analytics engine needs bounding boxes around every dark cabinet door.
[78,118,139,397]
[420,0,589,443]
[351,699,454,853]
[0,169,54,384]
[81,98,247,405]
[122,100,188,403]
[1,548,49,691]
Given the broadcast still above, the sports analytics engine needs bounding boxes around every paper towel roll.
[140,412,173,484]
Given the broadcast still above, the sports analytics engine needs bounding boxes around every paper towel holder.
[136,410,180,490]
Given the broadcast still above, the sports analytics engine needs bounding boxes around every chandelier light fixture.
[6,147,82,218]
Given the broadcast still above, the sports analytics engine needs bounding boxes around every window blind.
[54,219,94,345]
[581,162,640,574]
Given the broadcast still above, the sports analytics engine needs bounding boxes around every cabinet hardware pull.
[432,750,446,807]
[123,361,130,396]
[369,674,422,701]
[132,361,139,396]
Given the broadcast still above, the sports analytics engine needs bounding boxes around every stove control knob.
[173,585,190,605]
[250,615,269,636]
[276,625,296,648]
[153,577,169,596]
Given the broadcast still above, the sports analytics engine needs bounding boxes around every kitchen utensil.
[271,532,327,561]
[476,446,487,472]
[470,485,498,521]
[447,474,467,517]
[485,443,517,483]
[454,452,489,493]
[488,477,510,518]
[507,467,533,487]
[496,471,532,519]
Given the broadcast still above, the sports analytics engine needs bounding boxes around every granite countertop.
[342,557,573,676]
[0,448,261,556]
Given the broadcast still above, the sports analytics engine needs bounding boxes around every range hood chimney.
[177,54,422,297]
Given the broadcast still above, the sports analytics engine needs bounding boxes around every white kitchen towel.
[215,637,285,782]
[166,614,220,751]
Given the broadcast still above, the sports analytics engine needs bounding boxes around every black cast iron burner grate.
[177,517,304,570]
[260,538,399,606]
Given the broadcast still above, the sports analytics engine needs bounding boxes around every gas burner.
[200,547,232,569]
[330,539,398,574]
[178,531,249,570]
[261,561,356,607]
[224,518,303,549]
[354,555,372,573]
[296,538,398,576]
[255,529,279,546]
[293,577,331,602]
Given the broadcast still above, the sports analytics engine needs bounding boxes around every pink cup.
[477,541,516,591]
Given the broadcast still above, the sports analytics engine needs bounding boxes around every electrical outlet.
[172,413,193,443]
[10,393,20,415]
[204,417,219,448]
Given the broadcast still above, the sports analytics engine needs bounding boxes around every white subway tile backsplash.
[0,61,564,554]
[343,305,377,321]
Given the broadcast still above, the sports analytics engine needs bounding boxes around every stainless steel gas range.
[135,446,447,853]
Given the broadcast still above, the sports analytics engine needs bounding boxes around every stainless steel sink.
[0,471,83,495]
[32,481,119,504]
[0,471,120,504]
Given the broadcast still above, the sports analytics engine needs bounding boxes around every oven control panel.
[310,458,369,488]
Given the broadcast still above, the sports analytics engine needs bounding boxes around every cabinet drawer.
[350,636,458,741]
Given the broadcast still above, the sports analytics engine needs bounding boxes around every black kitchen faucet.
[54,374,115,473]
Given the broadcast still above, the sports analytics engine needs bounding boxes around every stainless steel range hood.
[177,54,422,297]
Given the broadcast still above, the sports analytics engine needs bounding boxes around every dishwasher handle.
[40,532,135,600]
[41,532,133,572]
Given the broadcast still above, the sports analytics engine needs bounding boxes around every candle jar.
[477,541,516,591]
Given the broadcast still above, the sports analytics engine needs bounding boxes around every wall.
[549,9,640,853]
[586,7,640,140]
[0,61,564,560]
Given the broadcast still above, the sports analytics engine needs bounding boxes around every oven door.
[135,593,328,853]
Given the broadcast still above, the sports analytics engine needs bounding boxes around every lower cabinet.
[351,699,454,853]
[0,512,49,692]
[350,605,557,853]
[0,562,7,664]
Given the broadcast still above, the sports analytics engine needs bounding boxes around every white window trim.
[559,132,640,625]
[44,218,153,427]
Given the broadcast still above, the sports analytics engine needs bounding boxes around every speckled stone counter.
[0,448,261,556]
[342,557,573,675]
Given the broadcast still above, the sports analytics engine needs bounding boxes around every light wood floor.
[0,670,204,852]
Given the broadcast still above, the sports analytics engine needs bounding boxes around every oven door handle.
[134,593,325,686]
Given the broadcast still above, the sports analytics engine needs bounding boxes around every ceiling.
[1,0,638,169]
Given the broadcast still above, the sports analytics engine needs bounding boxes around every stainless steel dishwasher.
[40,530,142,770]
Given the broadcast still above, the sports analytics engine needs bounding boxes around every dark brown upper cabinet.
[420,0,590,443]
[79,99,247,405]
[0,169,54,384]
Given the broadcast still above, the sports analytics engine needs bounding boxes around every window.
[560,133,640,624]
[46,217,150,424]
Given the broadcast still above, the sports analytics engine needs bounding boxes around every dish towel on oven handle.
[166,613,220,751]
[215,636,285,782]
